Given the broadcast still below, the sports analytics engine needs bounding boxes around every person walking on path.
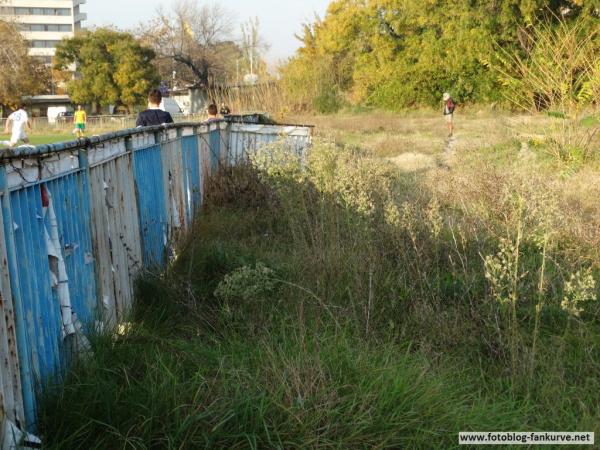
[73,105,87,138]
[136,89,175,127]
[1,105,31,147]
[443,92,456,137]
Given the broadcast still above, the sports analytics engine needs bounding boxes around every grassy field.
[40,109,600,449]
[1,121,140,147]
[0,133,76,147]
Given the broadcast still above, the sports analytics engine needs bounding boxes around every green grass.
[0,133,75,146]
[42,330,527,449]
[581,114,600,128]
[40,206,529,450]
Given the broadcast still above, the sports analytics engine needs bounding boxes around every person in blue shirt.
[136,89,174,127]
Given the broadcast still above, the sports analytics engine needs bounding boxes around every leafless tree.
[240,17,270,81]
[139,0,241,88]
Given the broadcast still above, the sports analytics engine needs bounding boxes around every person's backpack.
[447,99,455,114]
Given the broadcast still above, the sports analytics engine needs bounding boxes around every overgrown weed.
[40,138,600,448]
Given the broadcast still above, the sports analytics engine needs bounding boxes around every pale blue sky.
[86,0,331,64]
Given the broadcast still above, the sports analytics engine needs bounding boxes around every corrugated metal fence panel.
[111,153,143,317]
[44,172,97,328]
[88,139,126,167]
[229,124,312,161]
[0,121,312,434]
[209,127,222,173]
[0,194,24,429]
[198,131,211,189]
[181,136,201,226]
[133,145,169,269]
[89,153,143,322]
[0,180,35,432]
[230,130,256,163]
[88,163,115,323]
[5,185,62,428]
[4,155,80,193]
[132,132,156,150]
[219,123,230,167]
[161,139,186,241]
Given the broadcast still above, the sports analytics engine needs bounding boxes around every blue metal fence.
[133,144,169,269]
[181,136,202,224]
[0,120,312,438]
[45,172,97,328]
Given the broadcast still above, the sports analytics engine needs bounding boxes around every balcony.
[4,1,79,9]
[23,31,73,40]
[28,47,56,57]
[11,16,74,26]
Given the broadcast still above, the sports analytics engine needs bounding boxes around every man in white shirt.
[2,105,31,147]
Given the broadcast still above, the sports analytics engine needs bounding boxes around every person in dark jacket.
[136,89,174,127]
[219,103,231,115]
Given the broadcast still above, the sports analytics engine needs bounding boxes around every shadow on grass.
[39,157,600,449]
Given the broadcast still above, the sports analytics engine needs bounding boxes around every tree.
[280,0,599,111]
[280,2,368,112]
[139,0,240,88]
[0,20,49,111]
[54,29,160,112]
[496,16,600,161]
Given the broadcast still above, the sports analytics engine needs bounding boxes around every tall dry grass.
[39,128,600,448]
[495,16,600,162]
[206,82,288,120]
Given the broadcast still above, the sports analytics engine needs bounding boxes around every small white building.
[0,0,86,65]
[171,87,209,115]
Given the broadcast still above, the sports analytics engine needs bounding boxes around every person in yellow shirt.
[73,105,87,138]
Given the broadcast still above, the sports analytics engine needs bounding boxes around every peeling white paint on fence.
[0,120,311,443]
[0,198,24,434]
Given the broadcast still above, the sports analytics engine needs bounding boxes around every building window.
[51,8,71,16]
[21,24,73,32]
[29,40,61,48]
[6,7,72,16]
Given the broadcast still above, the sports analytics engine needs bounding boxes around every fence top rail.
[0,121,222,161]
[0,120,314,161]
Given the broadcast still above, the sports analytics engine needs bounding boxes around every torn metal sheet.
[41,186,76,338]
[1,418,42,450]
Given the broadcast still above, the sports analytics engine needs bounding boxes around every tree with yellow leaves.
[0,20,49,114]
[281,0,599,112]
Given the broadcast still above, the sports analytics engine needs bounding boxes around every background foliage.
[54,29,160,112]
[0,20,49,110]
[280,0,600,112]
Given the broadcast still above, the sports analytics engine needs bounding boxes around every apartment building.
[0,0,86,65]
